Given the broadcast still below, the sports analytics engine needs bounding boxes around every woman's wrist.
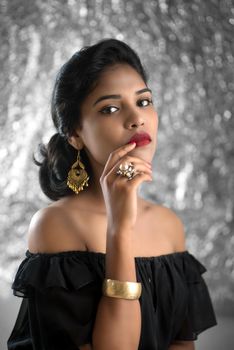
[106,228,135,256]
[102,278,142,300]
[107,223,134,239]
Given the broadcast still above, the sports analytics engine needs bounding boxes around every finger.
[114,156,152,170]
[126,171,153,187]
[101,142,136,178]
[106,154,151,179]
[111,161,152,182]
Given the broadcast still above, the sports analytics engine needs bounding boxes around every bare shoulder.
[27,204,86,254]
[148,201,187,253]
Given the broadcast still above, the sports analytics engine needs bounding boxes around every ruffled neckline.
[26,249,189,261]
[12,249,207,298]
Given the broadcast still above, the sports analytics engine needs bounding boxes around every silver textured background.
[0,0,233,349]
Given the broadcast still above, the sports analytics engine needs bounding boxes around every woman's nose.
[125,111,145,129]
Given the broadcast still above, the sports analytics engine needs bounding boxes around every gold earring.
[67,150,89,194]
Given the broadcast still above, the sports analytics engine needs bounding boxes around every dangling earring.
[67,150,89,194]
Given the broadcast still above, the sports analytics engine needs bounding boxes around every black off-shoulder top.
[7,249,217,350]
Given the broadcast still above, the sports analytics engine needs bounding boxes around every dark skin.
[28,63,194,349]
[68,63,158,211]
[67,63,194,349]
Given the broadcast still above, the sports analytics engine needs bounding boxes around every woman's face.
[71,63,158,169]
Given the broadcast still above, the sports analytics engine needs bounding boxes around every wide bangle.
[102,278,142,300]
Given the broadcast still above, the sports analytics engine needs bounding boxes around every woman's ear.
[67,130,84,150]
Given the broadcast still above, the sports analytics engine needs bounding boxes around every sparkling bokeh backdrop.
[0,0,234,320]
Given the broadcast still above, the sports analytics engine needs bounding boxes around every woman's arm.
[28,206,141,350]
[28,210,140,350]
[92,228,141,350]
[92,143,151,350]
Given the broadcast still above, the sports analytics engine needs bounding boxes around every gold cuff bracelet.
[102,278,142,300]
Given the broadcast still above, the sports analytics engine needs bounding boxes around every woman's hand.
[99,142,152,233]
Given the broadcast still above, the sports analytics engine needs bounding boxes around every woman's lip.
[128,139,151,147]
[128,132,151,144]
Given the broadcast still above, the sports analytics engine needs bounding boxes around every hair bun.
[33,133,77,201]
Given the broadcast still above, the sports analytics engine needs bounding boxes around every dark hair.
[34,38,148,201]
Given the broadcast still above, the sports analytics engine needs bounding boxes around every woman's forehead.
[88,64,146,99]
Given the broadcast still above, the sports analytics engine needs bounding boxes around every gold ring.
[116,162,136,180]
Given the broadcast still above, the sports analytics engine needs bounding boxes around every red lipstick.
[127,132,151,147]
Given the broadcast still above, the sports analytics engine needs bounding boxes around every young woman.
[7,38,217,350]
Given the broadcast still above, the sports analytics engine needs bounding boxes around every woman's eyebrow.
[93,87,152,107]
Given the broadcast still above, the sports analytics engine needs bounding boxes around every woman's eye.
[99,106,119,114]
[138,98,153,107]
[99,98,153,114]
